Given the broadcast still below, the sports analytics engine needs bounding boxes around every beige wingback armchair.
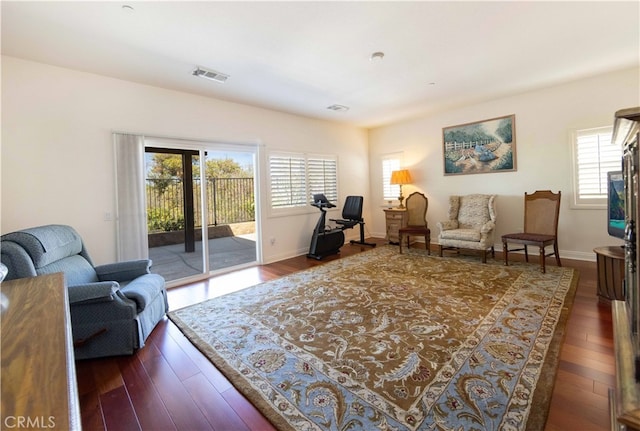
[437,194,497,263]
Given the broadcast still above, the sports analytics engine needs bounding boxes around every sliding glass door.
[144,142,257,285]
[204,150,256,272]
[145,148,204,281]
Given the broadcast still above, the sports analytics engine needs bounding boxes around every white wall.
[1,56,369,264]
[4,56,638,265]
[368,67,640,260]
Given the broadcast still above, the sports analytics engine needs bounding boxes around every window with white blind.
[268,152,338,213]
[572,126,621,208]
[269,154,307,209]
[307,156,338,204]
[382,154,401,201]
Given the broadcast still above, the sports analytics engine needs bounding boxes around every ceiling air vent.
[192,67,229,83]
[327,104,349,112]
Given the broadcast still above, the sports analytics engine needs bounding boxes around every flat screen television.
[607,170,625,239]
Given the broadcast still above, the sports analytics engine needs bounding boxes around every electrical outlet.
[270,237,276,246]
[104,212,113,221]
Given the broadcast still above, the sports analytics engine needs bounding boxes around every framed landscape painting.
[442,114,516,176]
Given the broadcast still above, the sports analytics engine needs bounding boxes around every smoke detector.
[327,104,349,112]
[370,51,385,62]
[192,67,229,83]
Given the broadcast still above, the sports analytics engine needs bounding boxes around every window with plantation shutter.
[382,154,401,201]
[269,154,307,209]
[268,152,338,214]
[307,156,338,204]
[572,126,621,208]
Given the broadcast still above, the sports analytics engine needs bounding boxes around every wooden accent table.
[594,245,626,303]
[1,273,81,430]
[384,208,407,244]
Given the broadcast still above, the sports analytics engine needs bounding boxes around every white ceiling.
[2,1,639,128]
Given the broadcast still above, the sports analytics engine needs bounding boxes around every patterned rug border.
[168,246,580,431]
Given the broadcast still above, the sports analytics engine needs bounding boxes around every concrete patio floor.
[148,234,256,282]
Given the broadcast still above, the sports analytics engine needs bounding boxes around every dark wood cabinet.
[611,107,640,431]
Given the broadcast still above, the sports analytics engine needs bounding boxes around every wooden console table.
[594,246,626,303]
[1,273,81,430]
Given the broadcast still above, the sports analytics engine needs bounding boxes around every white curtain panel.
[113,133,149,260]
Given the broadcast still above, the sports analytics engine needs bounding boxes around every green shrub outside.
[148,208,185,233]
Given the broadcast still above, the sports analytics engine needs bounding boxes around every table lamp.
[390,169,413,209]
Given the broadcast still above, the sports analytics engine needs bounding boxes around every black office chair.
[331,196,377,247]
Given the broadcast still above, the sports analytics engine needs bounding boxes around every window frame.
[571,125,621,209]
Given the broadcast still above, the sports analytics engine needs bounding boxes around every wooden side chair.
[502,190,561,273]
[399,192,430,254]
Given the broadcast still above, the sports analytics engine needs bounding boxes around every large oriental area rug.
[169,246,578,431]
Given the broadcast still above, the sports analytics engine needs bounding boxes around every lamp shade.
[390,169,413,185]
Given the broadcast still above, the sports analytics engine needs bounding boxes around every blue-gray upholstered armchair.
[0,224,168,360]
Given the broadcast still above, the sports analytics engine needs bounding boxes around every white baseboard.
[263,237,599,265]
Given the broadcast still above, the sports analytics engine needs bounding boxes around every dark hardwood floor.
[76,239,614,430]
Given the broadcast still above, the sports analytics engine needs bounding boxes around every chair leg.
[481,250,487,264]
[524,245,529,262]
[439,244,443,257]
[540,246,546,273]
[503,242,509,266]
[399,234,404,254]
[491,246,495,258]
[349,222,377,247]
[425,234,431,255]
[554,241,561,267]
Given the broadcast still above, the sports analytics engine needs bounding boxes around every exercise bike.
[307,194,376,260]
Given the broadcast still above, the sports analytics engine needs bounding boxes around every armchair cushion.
[120,273,166,312]
[439,228,481,242]
[2,225,84,268]
[95,259,152,282]
[457,195,494,229]
[47,255,99,285]
[67,281,120,305]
